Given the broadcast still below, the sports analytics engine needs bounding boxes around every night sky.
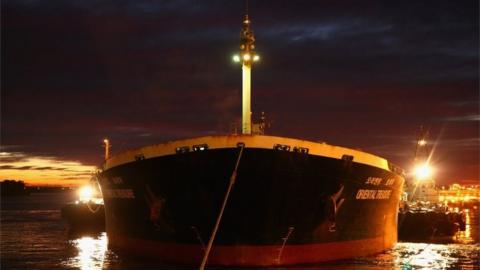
[1,0,479,186]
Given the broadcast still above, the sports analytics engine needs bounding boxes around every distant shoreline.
[1,180,76,197]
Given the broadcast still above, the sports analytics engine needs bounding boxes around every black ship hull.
[98,135,404,265]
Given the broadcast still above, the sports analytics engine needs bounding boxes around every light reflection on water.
[59,241,480,270]
[394,243,462,269]
[455,209,476,245]
[63,233,108,270]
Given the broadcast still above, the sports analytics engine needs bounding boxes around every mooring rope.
[86,201,101,214]
[199,145,245,270]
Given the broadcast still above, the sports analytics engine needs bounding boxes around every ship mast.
[233,3,259,134]
[413,126,430,166]
[410,126,435,201]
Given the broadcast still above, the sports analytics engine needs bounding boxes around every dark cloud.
[17,166,33,170]
[0,165,32,170]
[0,152,28,163]
[61,176,90,180]
[439,137,480,148]
[0,164,69,171]
[2,0,478,183]
[60,172,93,177]
[35,167,66,171]
[443,115,480,122]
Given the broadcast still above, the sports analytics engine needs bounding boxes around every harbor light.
[79,185,94,202]
[233,55,240,62]
[103,138,110,160]
[413,163,433,180]
[253,55,260,61]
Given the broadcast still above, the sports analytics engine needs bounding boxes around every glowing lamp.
[243,54,251,61]
[232,55,240,62]
[253,55,260,62]
[418,140,427,146]
[79,186,94,202]
[413,163,433,180]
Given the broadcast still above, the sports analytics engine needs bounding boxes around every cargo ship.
[97,11,405,266]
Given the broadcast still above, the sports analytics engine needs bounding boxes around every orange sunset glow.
[0,152,97,187]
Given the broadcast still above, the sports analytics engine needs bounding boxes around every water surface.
[2,193,479,269]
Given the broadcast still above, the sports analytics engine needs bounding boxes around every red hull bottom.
[109,235,394,266]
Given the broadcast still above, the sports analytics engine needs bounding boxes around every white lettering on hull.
[355,189,392,200]
[103,189,135,199]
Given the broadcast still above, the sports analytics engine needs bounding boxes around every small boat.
[398,202,466,242]
[61,183,105,232]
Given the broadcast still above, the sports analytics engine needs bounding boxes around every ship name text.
[356,189,392,200]
[103,188,135,199]
[364,177,396,186]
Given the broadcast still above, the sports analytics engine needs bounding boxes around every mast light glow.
[413,163,434,180]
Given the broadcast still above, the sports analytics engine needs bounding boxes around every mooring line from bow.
[199,144,245,270]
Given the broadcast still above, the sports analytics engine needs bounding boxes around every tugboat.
[61,179,105,232]
[398,128,466,242]
[398,201,465,242]
[97,8,405,267]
